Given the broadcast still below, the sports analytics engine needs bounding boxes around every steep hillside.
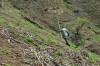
[0,0,100,66]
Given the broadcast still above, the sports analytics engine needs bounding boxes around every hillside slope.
[0,0,100,66]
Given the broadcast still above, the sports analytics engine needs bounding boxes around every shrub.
[63,0,72,10]
[21,58,30,64]
[66,44,81,51]
[5,64,10,66]
[76,18,88,23]
[88,52,97,64]
[2,50,11,55]
[35,45,42,50]
[26,37,33,43]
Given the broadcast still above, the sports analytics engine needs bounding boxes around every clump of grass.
[5,64,10,66]
[63,0,72,10]
[2,50,11,55]
[57,50,63,56]
[54,55,59,60]
[43,38,58,45]
[66,44,81,51]
[31,52,36,56]
[0,47,3,50]
[48,38,58,44]
[76,17,88,23]
[26,37,33,43]
[35,45,42,50]
[93,35,100,42]
[21,58,30,64]
[88,52,97,64]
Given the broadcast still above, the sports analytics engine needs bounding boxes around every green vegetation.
[76,18,88,23]
[63,0,72,10]
[57,50,63,56]
[0,47,3,50]
[0,7,58,46]
[48,38,58,44]
[76,17,88,31]
[66,44,81,51]
[5,64,10,66]
[88,52,100,64]
[93,35,100,42]
[0,0,100,65]
[2,50,11,55]
[21,58,30,64]
[43,38,58,45]
[26,37,33,43]
[31,52,36,56]
[35,45,42,50]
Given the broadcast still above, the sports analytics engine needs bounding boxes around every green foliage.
[57,50,63,56]
[5,64,10,66]
[88,52,100,64]
[66,44,81,51]
[26,37,33,43]
[63,0,72,9]
[48,38,58,44]
[43,38,58,45]
[93,35,100,42]
[55,55,59,60]
[0,47,3,50]
[0,18,5,23]
[76,18,88,23]
[35,45,42,50]
[72,64,77,66]
[73,18,89,46]
[2,50,11,55]
[21,58,30,64]
[31,52,36,56]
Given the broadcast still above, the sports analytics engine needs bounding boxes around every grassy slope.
[0,1,100,66]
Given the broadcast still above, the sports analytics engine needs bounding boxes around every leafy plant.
[74,18,88,45]
[93,35,100,42]
[5,64,10,66]
[55,55,59,60]
[26,37,33,43]
[31,52,36,56]
[48,38,58,44]
[21,58,30,64]
[66,44,81,51]
[35,45,42,50]
[43,40,48,45]
[63,0,72,9]
[76,18,88,23]
[88,52,97,64]
[2,50,11,55]
[0,47,3,50]
[58,50,63,56]
[88,52,100,64]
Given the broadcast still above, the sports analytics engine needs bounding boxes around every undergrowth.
[88,52,100,64]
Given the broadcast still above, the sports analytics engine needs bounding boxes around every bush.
[76,18,88,23]
[21,58,30,64]
[35,45,42,50]
[88,52,97,64]
[26,37,33,43]
[63,0,72,10]
[2,50,11,55]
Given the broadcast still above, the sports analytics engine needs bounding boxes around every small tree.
[74,18,88,46]
[76,17,88,35]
